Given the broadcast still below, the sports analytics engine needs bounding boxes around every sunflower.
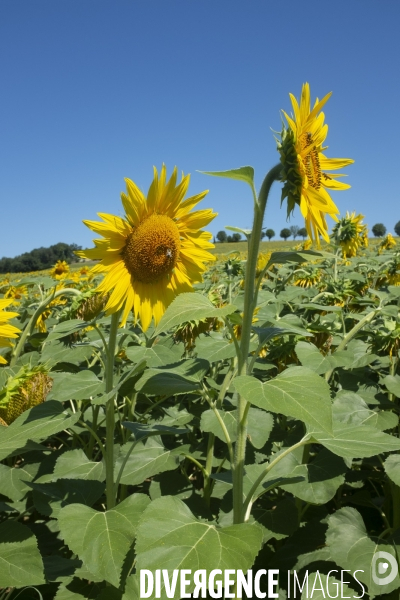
[378,233,396,254]
[0,299,20,364]
[50,260,70,280]
[331,212,368,258]
[4,284,28,304]
[278,83,354,245]
[0,364,53,424]
[77,165,217,331]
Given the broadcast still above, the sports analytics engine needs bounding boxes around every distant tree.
[265,229,275,240]
[280,228,291,241]
[260,231,266,240]
[298,227,308,239]
[227,235,233,243]
[290,225,300,240]
[394,221,400,237]
[216,230,227,243]
[232,233,242,242]
[372,223,387,238]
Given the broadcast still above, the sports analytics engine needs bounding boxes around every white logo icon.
[371,551,398,585]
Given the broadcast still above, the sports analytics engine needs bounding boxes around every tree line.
[216,222,400,243]
[216,225,307,243]
[0,243,82,273]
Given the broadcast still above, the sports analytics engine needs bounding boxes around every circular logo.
[371,551,399,585]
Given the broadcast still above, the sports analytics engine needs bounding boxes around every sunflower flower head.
[0,364,53,425]
[0,299,20,365]
[378,233,397,254]
[77,165,217,331]
[277,83,354,246]
[331,211,368,258]
[51,260,70,280]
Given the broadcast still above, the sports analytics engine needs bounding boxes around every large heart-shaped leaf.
[234,367,332,434]
[135,496,263,599]
[58,493,150,588]
[0,521,45,587]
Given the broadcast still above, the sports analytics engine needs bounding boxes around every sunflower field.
[1,85,400,600]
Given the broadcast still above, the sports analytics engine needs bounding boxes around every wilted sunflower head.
[0,299,20,365]
[277,83,354,246]
[174,317,220,353]
[331,212,368,258]
[77,165,217,331]
[0,364,53,425]
[51,260,70,280]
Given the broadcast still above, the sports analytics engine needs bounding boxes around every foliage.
[372,223,387,237]
[280,227,291,240]
[1,236,400,599]
[289,225,299,239]
[0,243,82,273]
[265,228,275,240]
[394,221,400,237]
[216,230,227,243]
[298,227,307,239]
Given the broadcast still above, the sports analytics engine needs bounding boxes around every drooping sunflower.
[0,298,20,364]
[77,165,217,331]
[278,83,354,245]
[0,364,53,425]
[331,211,368,258]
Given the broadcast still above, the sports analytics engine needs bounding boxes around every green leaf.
[154,293,236,336]
[47,319,90,341]
[383,374,400,397]
[35,448,104,483]
[201,407,273,449]
[115,437,178,486]
[199,166,255,193]
[384,455,400,486]
[125,345,179,367]
[0,520,45,588]
[58,494,149,588]
[326,507,400,597]
[234,367,332,434]
[122,422,189,443]
[310,419,400,459]
[135,496,263,600]
[30,479,105,517]
[0,401,80,461]
[266,250,327,269]
[0,462,39,501]
[281,448,347,504]
[48,371,104,401]
[40,341,93,366]
[136,358,209,396]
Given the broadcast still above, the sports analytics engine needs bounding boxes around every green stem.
[11,288,82,365]
[203,432,215,506]
[242,437,309,521]
[325,308,378,381]
[105,311,121,510]
[233,163,281,525]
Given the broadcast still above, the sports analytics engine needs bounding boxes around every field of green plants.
[1,235,400,599]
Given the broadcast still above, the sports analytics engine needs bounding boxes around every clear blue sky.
[1,1,399,258]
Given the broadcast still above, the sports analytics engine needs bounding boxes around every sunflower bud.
[0,366,53,425]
